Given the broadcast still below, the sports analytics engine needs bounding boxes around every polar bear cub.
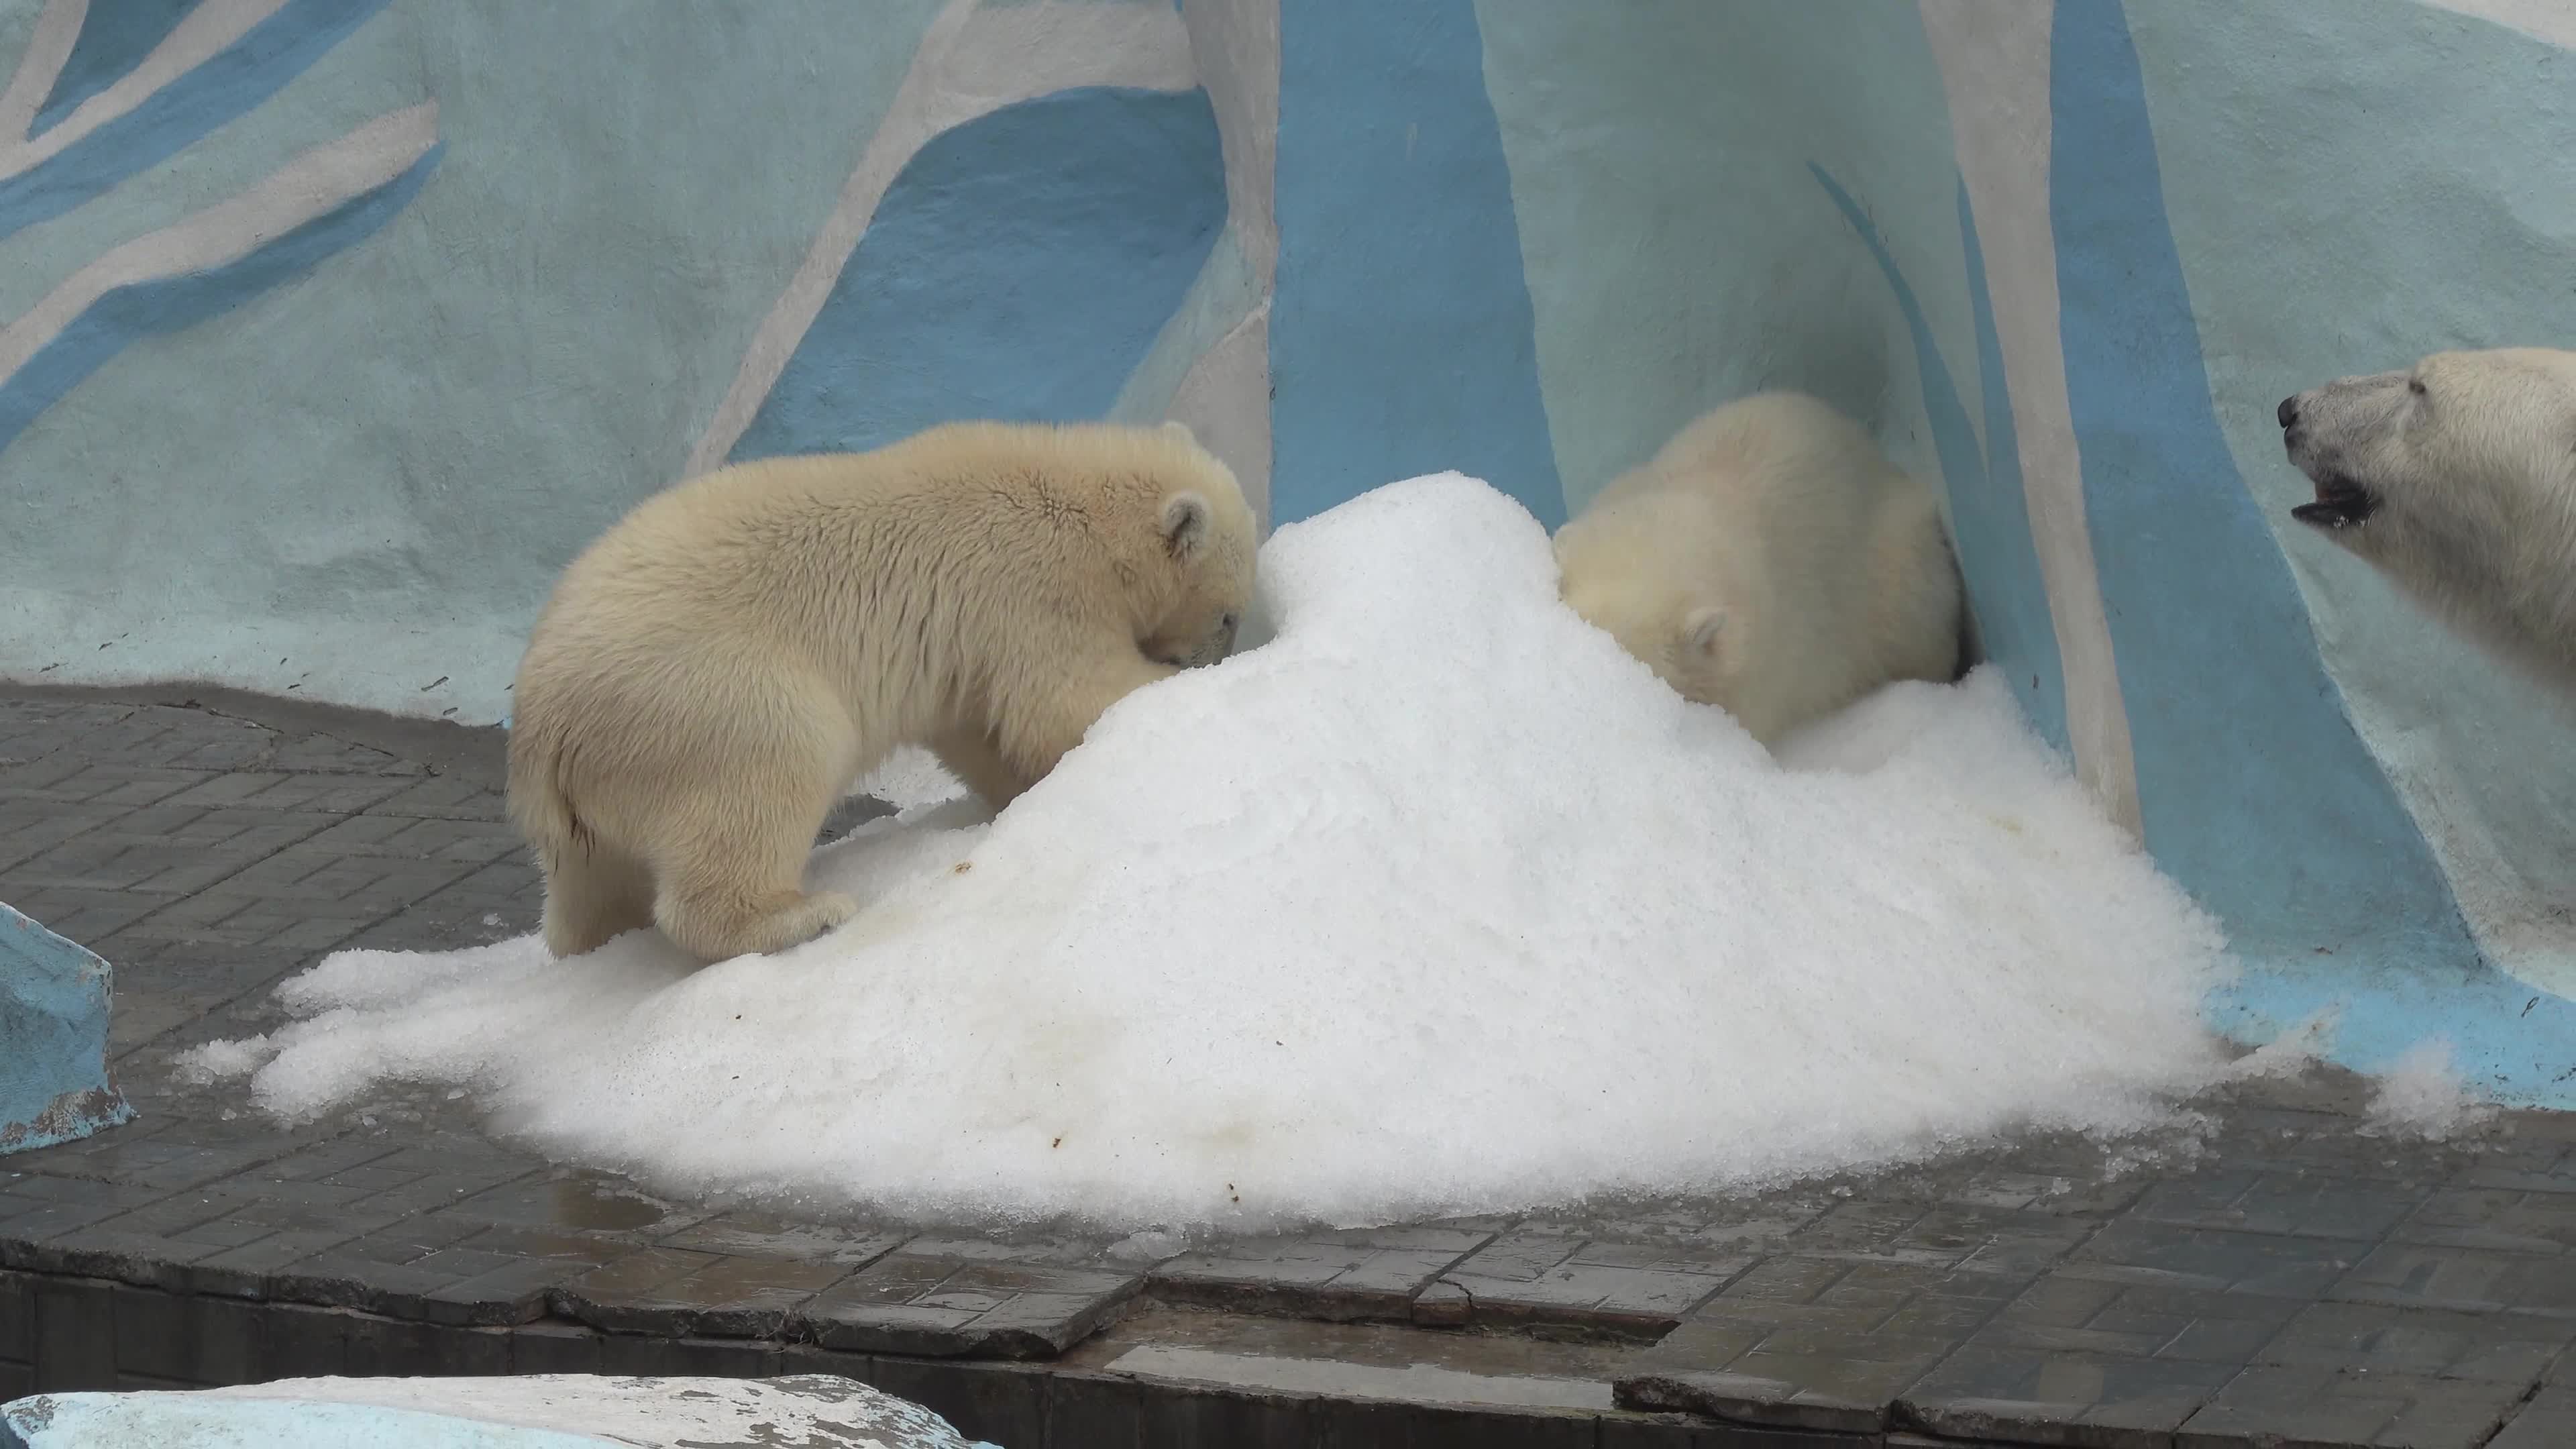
[507,420,1258,963]
[2277,347,2576,693]
[1552,391,1964,747]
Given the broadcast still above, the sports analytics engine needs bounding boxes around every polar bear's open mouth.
[2292,473,2378,530]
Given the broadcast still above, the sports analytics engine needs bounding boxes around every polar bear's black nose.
[2276,396,2300,429]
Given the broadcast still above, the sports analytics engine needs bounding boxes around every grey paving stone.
[252,1138,411,1185]
[0,798,135,873]
[265,732,423,777]
[2131,1170,2429,1242]
[1979,1271,2304,1364]
[2256,1299,2576,1383]
[1150,1225,1491,1322]
[553,1246,851,1338]
[1901,1344,2242,1447]
[366,773,508,820]
[2063,1217,2365,1298]
[2332,1240,2576,1317]
[292,811,525,867]
[264,1234,522,1318]
[11,1222,233,1289]
[30,1136,282,1193]
[657,1212,906,1267]
[1772,1201,1945,1263]
[186,1231,377,1299]
[1430,1232,1744,1339]
[0,759,217,808]
[1880,1203,2103,1278]
[2394,1185,2576,1254]
[795,1253,1141,1358]
[2177,1362,2528,1448]
[2459,1146,2576,1194]
[2490,1386,2576,1449]
[0,885,174,942]
[896,1230,1126,1267]
[1613,1258,2025,1433]
[431,1171,696,1235]
[1587,1197,1836,1254]
[1616,1322,1929,1435]
[0,701,134,763]
[157,771,413,816]
[335,859,541,953]
[418,1255,582,1328]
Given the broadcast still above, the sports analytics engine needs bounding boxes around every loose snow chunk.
[2363,1039,2499,1142]
[231,473,2235,1231]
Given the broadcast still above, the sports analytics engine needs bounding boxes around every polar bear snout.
[2278,376,2409,533]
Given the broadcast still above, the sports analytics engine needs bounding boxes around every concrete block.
[1,902,134,1156]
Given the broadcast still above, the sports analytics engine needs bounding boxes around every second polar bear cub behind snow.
[1554,391,1964,747]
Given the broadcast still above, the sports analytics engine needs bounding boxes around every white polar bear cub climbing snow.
[1552,391,1964,747]
[507,420,1257,963]
[2278,347,2576,694]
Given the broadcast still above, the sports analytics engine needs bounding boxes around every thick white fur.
[1552,391,1964,747]
[507,419,1257,962]
[2280,347,2576,692]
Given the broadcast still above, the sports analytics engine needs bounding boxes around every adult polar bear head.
[2278,346,2576,693]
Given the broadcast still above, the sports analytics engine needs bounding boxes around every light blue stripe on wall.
[730,86,1226,464]
[1269,0,1561,528]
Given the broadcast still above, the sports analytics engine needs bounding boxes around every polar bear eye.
[2408,377,2428,398]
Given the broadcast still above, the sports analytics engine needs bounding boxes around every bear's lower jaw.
[2291,474,2377,531]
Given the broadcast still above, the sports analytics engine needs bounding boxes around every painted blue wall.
[0,0,398,242]
[732,86,1226,464]
[2125,0,2576,1024]
[2048,3,2576,1097]
[1270,0,1560,528]
[1468,0,2068,750]
[28,0,196,136]
[1817,168,2069,753]
[0,142,442,458]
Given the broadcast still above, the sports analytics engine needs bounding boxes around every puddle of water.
[547,1175,669,1232]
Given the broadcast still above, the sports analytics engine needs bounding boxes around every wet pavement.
[3,684,2574,1447]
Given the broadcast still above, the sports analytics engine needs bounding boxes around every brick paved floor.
[4,684,2575,1447]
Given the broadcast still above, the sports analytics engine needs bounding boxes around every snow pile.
[2363,1040,2499,1141]
[212,473,2233,1230]
[172,1036,274,1085]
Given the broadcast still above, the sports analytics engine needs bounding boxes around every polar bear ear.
[1161,490,1215,559]
[1682,605,1727,659]
[1161,419,1197,445]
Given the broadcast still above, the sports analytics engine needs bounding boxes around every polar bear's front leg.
[996,650,1181,790]
[925,726,1033,810]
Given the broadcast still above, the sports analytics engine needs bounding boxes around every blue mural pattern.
[1815,164,2072,756]
[732,85,1227,464]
